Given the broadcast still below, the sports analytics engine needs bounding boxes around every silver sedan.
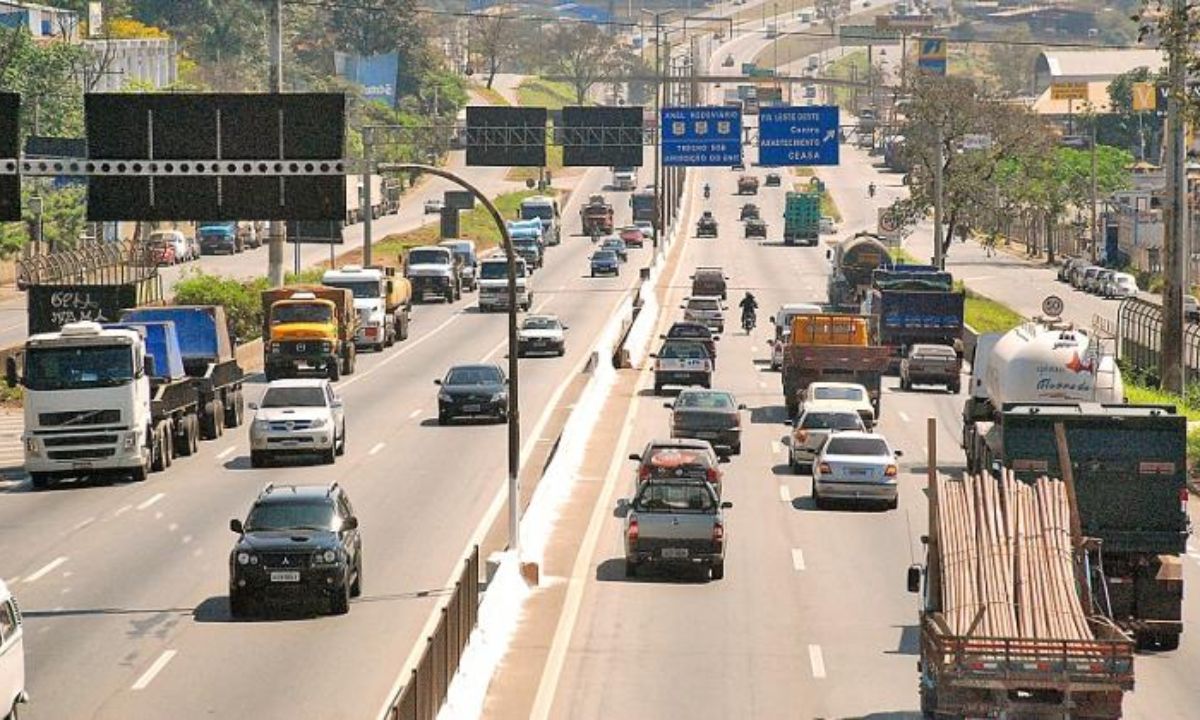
[811,432,902,510]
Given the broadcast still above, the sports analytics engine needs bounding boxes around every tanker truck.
[962,320,1189,651]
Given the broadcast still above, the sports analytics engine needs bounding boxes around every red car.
[618,225,645,249]
[148,240,177,266]
[629,438,728,494]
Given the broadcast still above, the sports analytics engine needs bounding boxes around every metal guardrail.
[383,546,480,720]
[1113,297,1200,383]
[16,240,157,288]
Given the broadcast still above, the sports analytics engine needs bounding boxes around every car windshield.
[1117,277,1135,287]
[272,304,332,325]
[676,392,735,409]
[520,204,553,221]
[669,324,708,339]
[323,280,379,299]
[813,386,863,402]
[24,345,135,391]
[149,233,176,243]
[659,341,709,359]
[245,501,335,532]
[801,412,862,430]
[593,251,617,262]
[602,239,624,249]
[515,238,539,249]
[633,483,715,513]
[913,345,955,358]
[522,317,559,331]
[261,387,327,408]
[408,248,447,265]
[824,437,890,456]
[479,262,525,280]
[689,298,720,312]
[446,366,503,385]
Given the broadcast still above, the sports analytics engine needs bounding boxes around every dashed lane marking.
[408,409,421,420]
[215,446,236,460]
[131,650,177,691]
[71,517,96,532]
[791,548,806,571]
[898,411,910,422]
[770,440,784,455]
[808,644,827,679]
[112,504,132,518]
[368,442,385,456]
[22,556,67,584]
[779,484,792,503]
[136,493,165,511]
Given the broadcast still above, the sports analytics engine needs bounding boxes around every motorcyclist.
[738,291,758,329]
[703,182,711,199]
[868,182,876,198]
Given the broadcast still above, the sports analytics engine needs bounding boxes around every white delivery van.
[0,580,26,720]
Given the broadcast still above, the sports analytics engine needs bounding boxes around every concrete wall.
[85,37,177,91]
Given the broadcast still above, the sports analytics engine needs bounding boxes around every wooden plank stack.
[934,470,1093,641]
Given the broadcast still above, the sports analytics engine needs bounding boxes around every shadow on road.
[595,558,711,584]
[884,624,921,656]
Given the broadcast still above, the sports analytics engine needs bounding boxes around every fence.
[16,240,157,288]
[1112,297,1200,383]
[383,546,480,720]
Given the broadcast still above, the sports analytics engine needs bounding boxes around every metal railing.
[1113,297,1200,383]
[383,546,480,720]
[17,239,158,288]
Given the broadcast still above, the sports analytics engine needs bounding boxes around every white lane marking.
[181,535,193,545]
[779,484,792,503]
[898,411,910,422]
[368,442,385,456]
[808,644,827,679]
[750,345,758,352]
[336,311,468,391]
[71,516,96,532]
[791,548,806,571]
[758,380,767,388]
[131,650,177,690]
[154,511,163,520]
[112,504,132,518]
[408,409,421,420]
[137,493,165,511]
[216,446,236,460]
[22,556,67,584]
[167,523,178,532]
[770,440,784,455]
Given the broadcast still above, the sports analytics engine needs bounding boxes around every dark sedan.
[590,249,620,276]
[665,388,745,456]
[436,363,508,424]
[661,321,719,365]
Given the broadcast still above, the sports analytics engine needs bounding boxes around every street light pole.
[267,0,286,287]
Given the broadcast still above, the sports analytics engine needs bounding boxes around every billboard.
[334,51,399,106]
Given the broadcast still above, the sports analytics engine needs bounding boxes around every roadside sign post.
[660,106,743,166]
[757,106,840,166]
[917,37,947,76]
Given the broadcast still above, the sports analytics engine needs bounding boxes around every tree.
[468,14,517,90]
[542,23,616,105]
[984,25,1040,97]
[1105,66,1163,160]
[892,75,1052,258]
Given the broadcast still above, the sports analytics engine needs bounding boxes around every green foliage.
[1105,67,1164,160]
[1119,359,1200,420]
[516,78,577,110]
[1188,426,1200,471]
[0,184,88,258]
[959,287,1025,334]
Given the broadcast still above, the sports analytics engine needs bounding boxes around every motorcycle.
[868,183,876,198]
[703,185,711,199]
[741,310,756,333]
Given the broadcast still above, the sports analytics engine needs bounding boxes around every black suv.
[228,482,363,617]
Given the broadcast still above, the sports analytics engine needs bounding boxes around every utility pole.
[642,9,671,246]
[1089,121,1098,264]
[362,126,373,267]
[933,123,945,270]
[267,0,286,287]
[1161,0,1189,393]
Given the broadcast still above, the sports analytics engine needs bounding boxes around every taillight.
[627,517,640,543]
[885,464,898,477]
[712,521,724,544]
[706,467,720,484]
[1181,488,1190,514]
[818,462,831,474]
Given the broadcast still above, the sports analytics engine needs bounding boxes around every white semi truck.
[322,265,412,351]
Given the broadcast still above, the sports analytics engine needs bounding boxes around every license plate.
[71,461,93,469]
[463,404,481,412]
[661,548,689,559]
[848,468,870,476]
[696,432,719,439]
[270,571,300,582]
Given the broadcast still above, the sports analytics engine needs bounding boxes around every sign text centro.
[757,105,840,166]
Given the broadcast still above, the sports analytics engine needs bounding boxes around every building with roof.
[0,1,77,39]
[1034,49,1165,94]
[84,37,177,91]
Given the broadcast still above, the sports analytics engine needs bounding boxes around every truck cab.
[404,246,461,304]
[262,288,357,381]
[477,257,531,312]
[519,195,561,246]
[322,265,411,351]
[611,166,637,191]
[9,322,157,487]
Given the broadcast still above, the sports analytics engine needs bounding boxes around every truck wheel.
[328,362,341,382]
[229,591,250,619]
[949,382,960,394]
[130,462,148,483]
[200,402,219,440]
[444,287,455,303]
[224,391,243,428]
[384,322,395,348]
[29,473,51,490]
[322,445,336,465]
[151,426,167,472]
[162,425,174,469]
[399,314,410,341]
[188,416,199,454]
[710,562,725,581]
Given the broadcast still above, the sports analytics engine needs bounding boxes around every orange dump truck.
[780,313,891,418]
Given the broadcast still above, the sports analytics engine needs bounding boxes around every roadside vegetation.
[955,285,1025,334]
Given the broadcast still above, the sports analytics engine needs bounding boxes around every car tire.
[732,443,741,456]
[653,383,663,395]
[886,497,898,511]
[229,592,250,619]
[813,485,827,509]
[625,560,639,578]
[710,562,725,581]
[250,451,266,468]
[322,445,336,465]
[330,583,350,615]
[350,556,363,598]
[949,382,961,394]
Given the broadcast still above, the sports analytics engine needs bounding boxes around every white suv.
[249,379,345,467]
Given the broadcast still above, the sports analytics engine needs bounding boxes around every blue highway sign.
[758,106,840,166]
[661,106,743,166]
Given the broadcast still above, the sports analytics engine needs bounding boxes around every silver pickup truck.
[623,480,731,580]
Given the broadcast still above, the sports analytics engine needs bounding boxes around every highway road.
[501,143,1200,720]
[0,155,662,719]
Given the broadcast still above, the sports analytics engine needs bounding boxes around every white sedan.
[811,432,902,510]
[517,314,567,357]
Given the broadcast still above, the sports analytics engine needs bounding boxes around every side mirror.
[712,336,721,342]
[331,399,344,409]
[648,353,658,358]
[434,379,442,385]
[663,402,673,409]
[143,355,156,377]
[343,516,359,531]
[894,450,904,457]
[721,501,733,509]
[229,518,244,534]
[738,404,747,410]
[628,453,641,461]
[4,356,17,388]
[906,565,921,593]
[659,334,667,339]
[248,401,259,410]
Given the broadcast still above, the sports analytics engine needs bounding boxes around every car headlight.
[492,392,508,403]
[314,549,338,565]
[309,418,327,428]
[269,342,280,353]
[254,418,269,430]
[123,430,139,449]
[438,391,452,402]
[322,342,332,352]
[237,552,252,565]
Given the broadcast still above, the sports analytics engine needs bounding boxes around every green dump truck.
[783,191,820,246]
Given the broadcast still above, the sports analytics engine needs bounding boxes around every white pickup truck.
[477,257,532,312]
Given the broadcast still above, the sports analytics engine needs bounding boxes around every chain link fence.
[1113,297,1200,384]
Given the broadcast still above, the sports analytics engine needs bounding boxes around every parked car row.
[1058,258,1139,299]
[146,229,201,266]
